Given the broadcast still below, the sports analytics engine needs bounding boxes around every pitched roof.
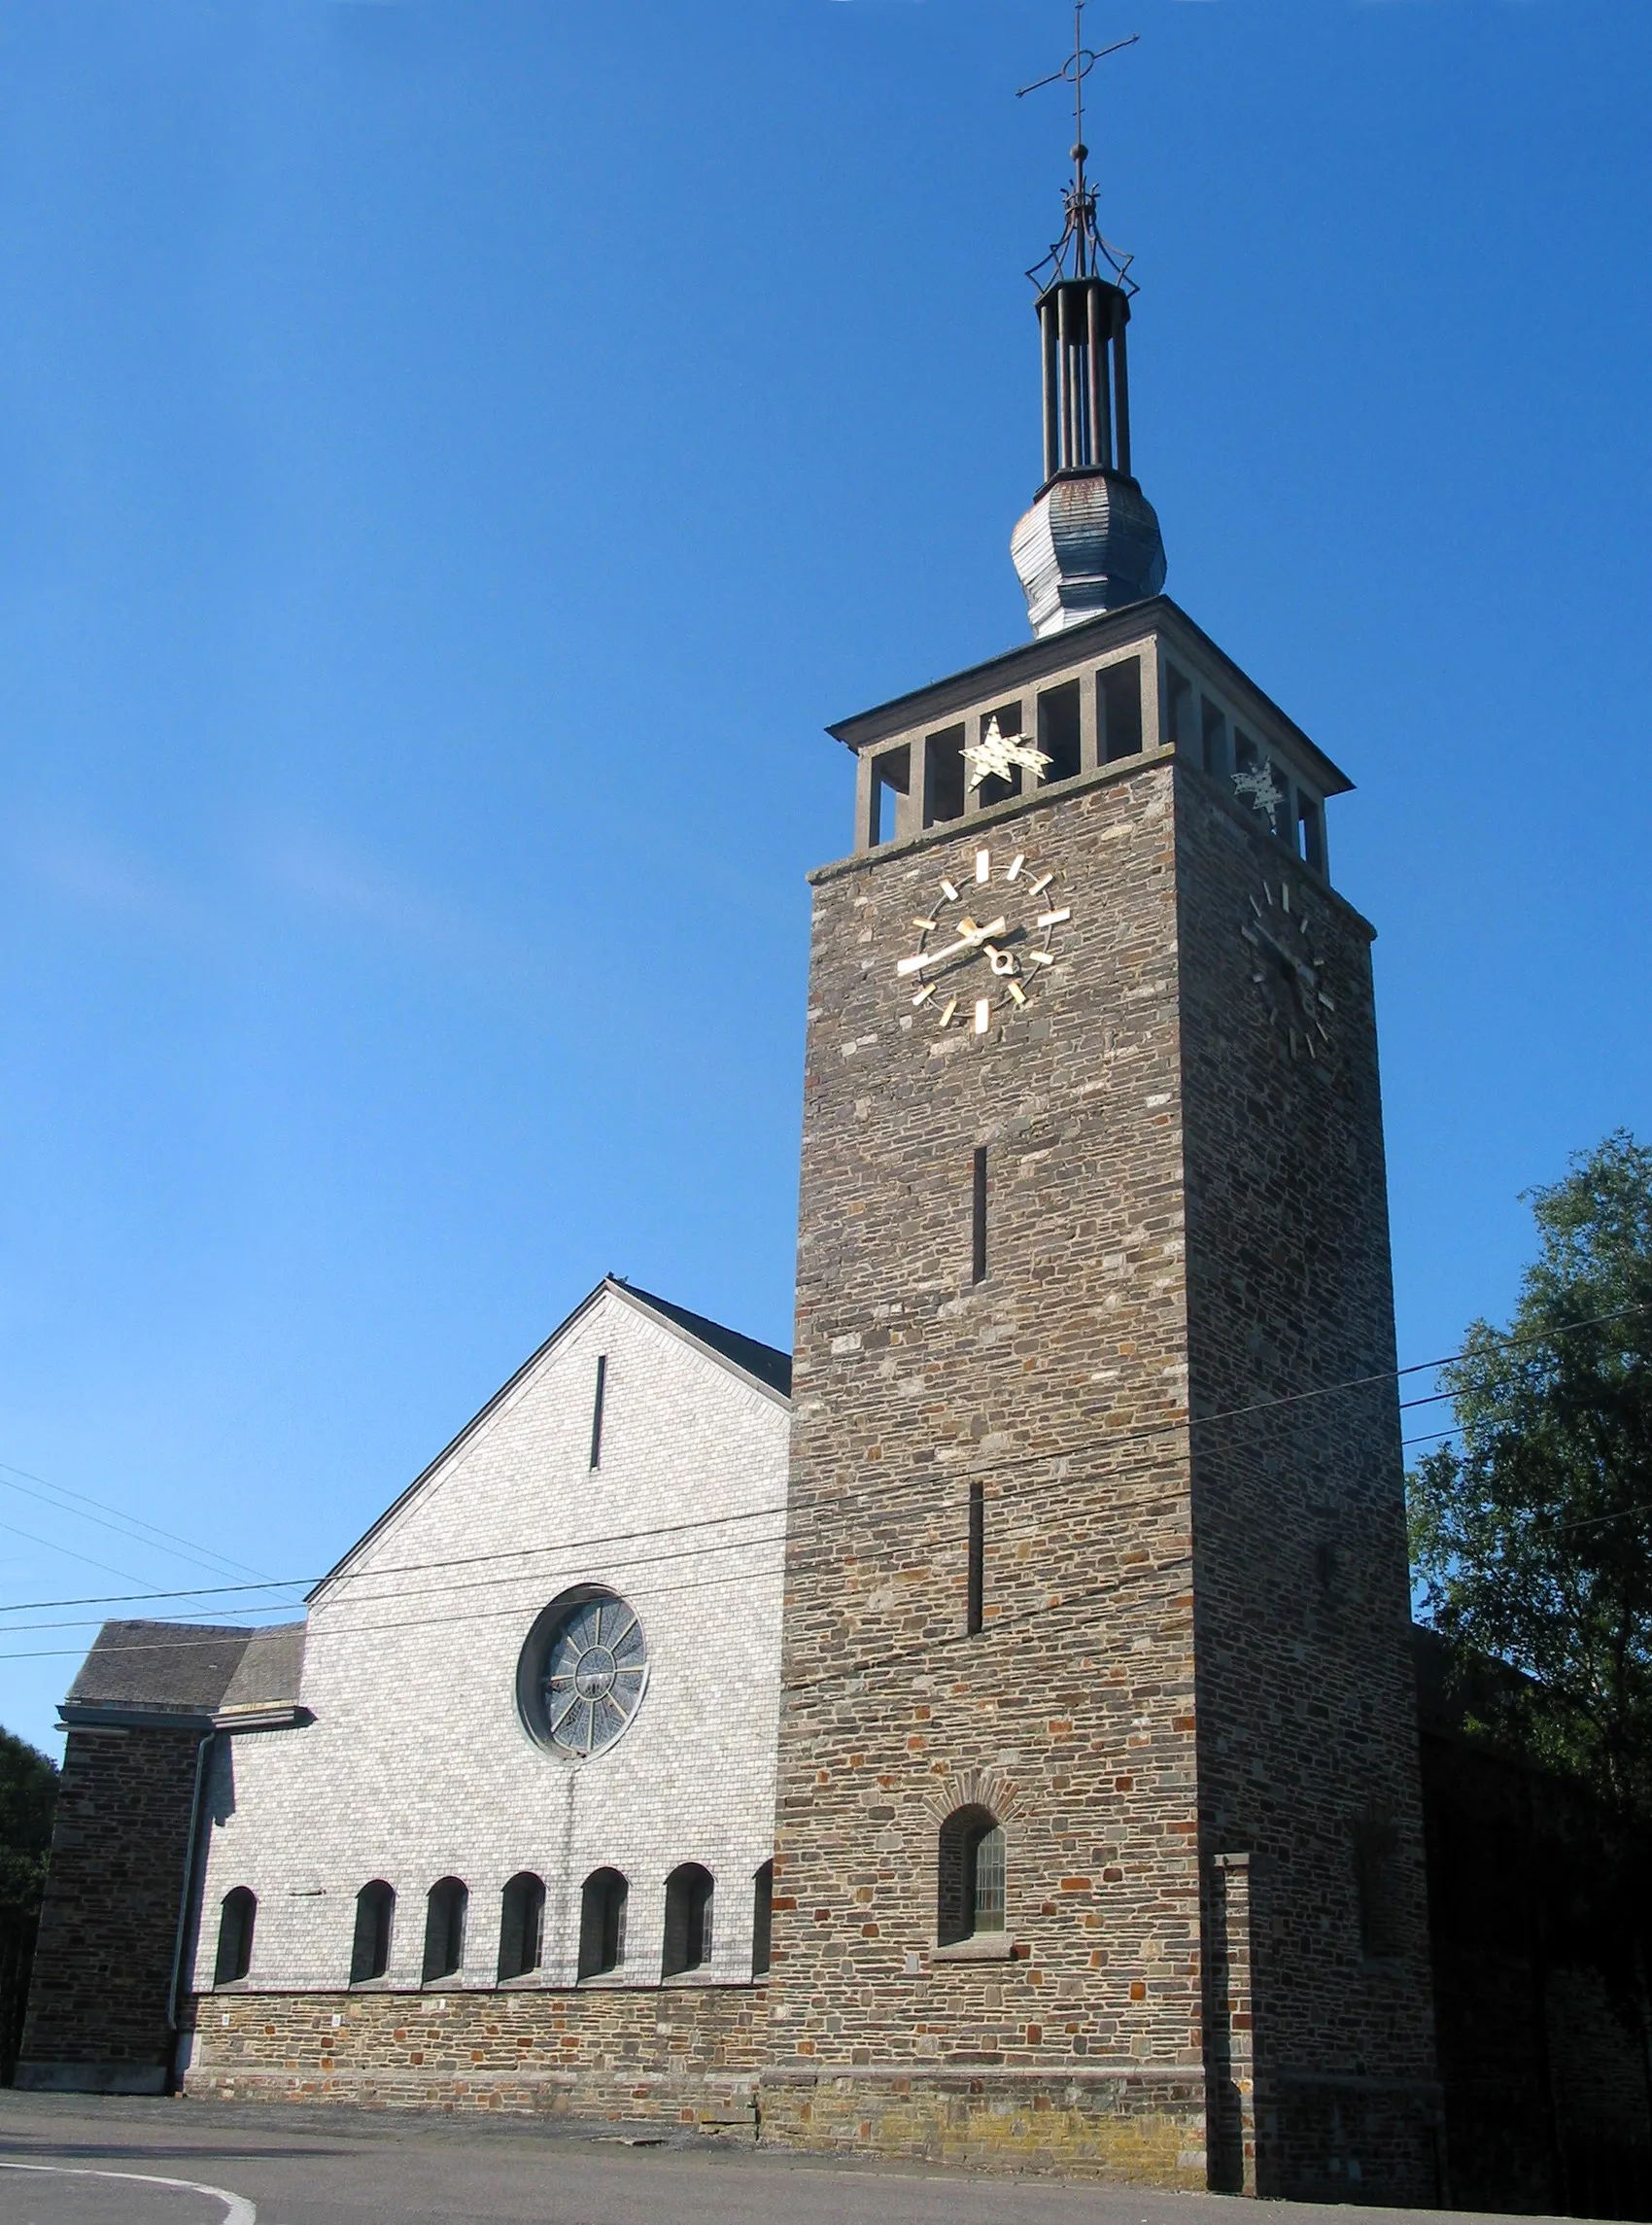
[618,1281,792,1398]
[65,1620,254,1721]
[309,1274,790,1602]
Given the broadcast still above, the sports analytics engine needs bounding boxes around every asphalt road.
[0,2094,1563,2225]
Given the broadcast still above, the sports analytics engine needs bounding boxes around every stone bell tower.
[761,46,1443,2204]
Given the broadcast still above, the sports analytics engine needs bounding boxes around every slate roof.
[620,1281,792,1398]
[220,1621,308,1715]
[63,1617,306,1723]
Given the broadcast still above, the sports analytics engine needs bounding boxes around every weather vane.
[1017,1,1139,293]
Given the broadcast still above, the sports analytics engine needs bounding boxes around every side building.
[18,1278,790,2123]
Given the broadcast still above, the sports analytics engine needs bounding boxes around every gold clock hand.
[895,917,1009,978]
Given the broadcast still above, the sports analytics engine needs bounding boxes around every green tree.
[1408,1130,1652,1819]
[0,1728,56,1910]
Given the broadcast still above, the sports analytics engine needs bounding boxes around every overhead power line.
[0,1300,1640,1648]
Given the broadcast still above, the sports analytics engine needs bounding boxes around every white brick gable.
[190,1281,789,1996]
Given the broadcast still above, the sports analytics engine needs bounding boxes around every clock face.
[895,845,1071,1037]
[1243,878,1333,1060]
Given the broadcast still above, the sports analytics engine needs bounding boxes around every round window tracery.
[518,1589,648,1760]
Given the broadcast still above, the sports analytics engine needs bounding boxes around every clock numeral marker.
[1036,907,1071,928]
[1028,872,1053,897]
[1026,950,1054,967]
[973,997,991,1034]
[940,880,959,903]
[912,984,936,1007]
[1007,853,1025,882]
[939,997,958,1028]
[1007,980,1026,1007]
[1319,992,1335,1011]
[912,917,937,931]
[1281,884,1291,913]
[975,849,990,885]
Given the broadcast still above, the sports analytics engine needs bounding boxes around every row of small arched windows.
[213,1861,774,1990]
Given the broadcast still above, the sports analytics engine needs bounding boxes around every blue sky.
[0,0,1647,1753]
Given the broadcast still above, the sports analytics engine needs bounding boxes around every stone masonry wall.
[1175,763,1442,2203]
[21,1723,205,2086]
[767,747,1208,2184]
[183,1981,763,2126]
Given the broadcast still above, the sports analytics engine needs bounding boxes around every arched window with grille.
[422,1876,467,1984]
[213,1887,256,1987]
[350,1880,396,1984]
[577,1867,628,1980]
[937,1805,1006,1946]
[751,1860,774,1978]
[498,1871,545,1981]
[662,1862,713,1977]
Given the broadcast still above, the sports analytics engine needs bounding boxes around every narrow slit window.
[1099,658,1143,762]
[1299,790,1325,874]
[971,1146,987,1284]
[751,1860,774,1978]
[1201,697,1229,781]
[589,1355,606,1471]
[1353,1818,1402,1961]
[1036,680,1082,783]
[869,745,910,848]
[967,1480,984,1636]
[1164,663,1196,753]
[923,725,967,827]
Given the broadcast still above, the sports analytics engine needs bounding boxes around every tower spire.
[1011,5,1166,636]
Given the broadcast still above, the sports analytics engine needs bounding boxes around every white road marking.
[0,2160,256,2222]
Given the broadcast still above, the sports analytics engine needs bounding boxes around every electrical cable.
[0,1301,1640,1657]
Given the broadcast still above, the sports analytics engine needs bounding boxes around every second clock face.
[895,844,1071,1038]
[1243,877,1334,1060]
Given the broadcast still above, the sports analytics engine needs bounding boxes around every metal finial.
[1016,3,1139,292]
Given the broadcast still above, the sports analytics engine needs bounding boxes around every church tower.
[764,50,1442,2202]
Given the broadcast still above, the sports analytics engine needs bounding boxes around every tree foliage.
[1408,1130,1652,1821]
[0,1727,57,1910]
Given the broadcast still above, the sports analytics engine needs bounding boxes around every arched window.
[662,1862,713,1978]
[498,1871,545,1981]
[422,1876,468,1984]
[213,1887,256,1987]
[577,1866,628,1980]
[350,1880,396,1984]
[937,1805,1006,1946]
[751,1860,774,1978]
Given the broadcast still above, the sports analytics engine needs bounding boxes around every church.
[18,92,1650,2218]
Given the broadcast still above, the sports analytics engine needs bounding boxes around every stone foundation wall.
[182,1983,765,2128]
[760,2065,1207,2182]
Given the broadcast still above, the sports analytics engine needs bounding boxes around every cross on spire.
[1016,2,1139,289]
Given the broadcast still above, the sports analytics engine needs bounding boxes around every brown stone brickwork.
[183,1984,762,2127]
[770,745,1206,2185]
[767,646,1441,2198]
[1176,768,1443,2200]
[21,1724,206,2087]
